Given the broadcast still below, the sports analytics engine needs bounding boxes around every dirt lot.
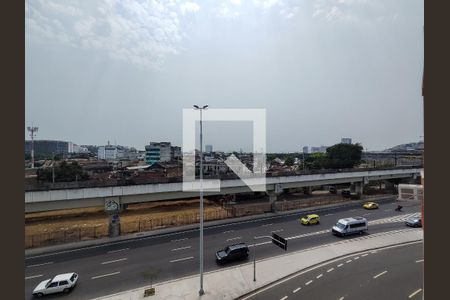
[25,199,230,248]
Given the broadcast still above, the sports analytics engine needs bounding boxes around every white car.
[32,272,78,297]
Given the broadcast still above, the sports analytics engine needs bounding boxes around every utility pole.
[193,104,208,296]
[27,125,39,168]
[52,152,55,183]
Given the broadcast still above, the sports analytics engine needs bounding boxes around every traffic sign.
[272,232,287,251]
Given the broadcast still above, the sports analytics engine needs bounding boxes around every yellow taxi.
[363,202,379,210]
[300,214,320,225]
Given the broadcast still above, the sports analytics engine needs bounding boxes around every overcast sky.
[25,0,424,152]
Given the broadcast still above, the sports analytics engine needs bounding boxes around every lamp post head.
[193,105,200,109]
[193,105,208,110]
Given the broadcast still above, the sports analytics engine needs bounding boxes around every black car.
[216,243,249,264]
[405,216,422,228]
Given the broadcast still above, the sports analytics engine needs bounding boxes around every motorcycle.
[395,205,403,212]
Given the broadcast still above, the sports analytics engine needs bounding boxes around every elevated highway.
[25,167,422,213]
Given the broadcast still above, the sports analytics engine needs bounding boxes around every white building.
[98,145,125,160]
[341,138,352,144]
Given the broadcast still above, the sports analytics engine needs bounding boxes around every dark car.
[405,216,422,228]
[216,243,249,264]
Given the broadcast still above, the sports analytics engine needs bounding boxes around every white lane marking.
[248,241,271,247]
[337,263,343,267]
[338,297,345,300]
[280,296,288,300]
[271,229,284,233]
[415,259,424,263]
[170,256,194,263]
[107,248,129,254]
[171,246,192,251]
[373,270,388,279]
[327,268,334,273]
[171,238,188,242]
[25,274,43,280]
[286,229,329,240]
[293,287,301,293]
[362,254,368,257]
[226,236,242,242]
[223,230,235,234]
[101,258,127,265]
[305,280,313,285]
[354,256,360,260]
[262,223,273,227]
[91,272,120,279]
[346,260,352,263]
[27,262,53,268]
[316,274,323,279]
[325,213,334,216]
[408,289,422,298]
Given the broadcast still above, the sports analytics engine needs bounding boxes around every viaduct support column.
[105,197,122,237]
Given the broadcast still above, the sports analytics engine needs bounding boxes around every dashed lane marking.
[27,262,53,268]
[327,268,334,273]
[101,258,128,265]
[91,272,120,279]
[415,259,424,263]
[408,289,422,298]
[170,256,194,263]
[171,246,192,251]
[305,280,313,286]
[316,274,323,279]
[107,248,129,254]
[226,237,242,242]
[293,287,301,293]
[373,271,388,279]
[25,274,43,280]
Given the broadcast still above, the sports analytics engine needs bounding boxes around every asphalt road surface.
[241,241,423,300]
[24,200,421,299]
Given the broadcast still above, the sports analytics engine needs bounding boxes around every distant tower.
[27,125,39,168]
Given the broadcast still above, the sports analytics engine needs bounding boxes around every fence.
[25,209,232,249]
[25,225,109,249]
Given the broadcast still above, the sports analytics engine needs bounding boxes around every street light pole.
[194,104,208,296]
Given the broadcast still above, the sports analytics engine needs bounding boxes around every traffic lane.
[24,225,419,299]
[244,242,423,300]
[25,198,409,263]
[24,210,419,298]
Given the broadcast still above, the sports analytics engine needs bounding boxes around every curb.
[236,239,423,299]
[25,195,399,257]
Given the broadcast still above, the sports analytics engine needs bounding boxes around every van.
[332,217,368,237]
[216,243,249,264]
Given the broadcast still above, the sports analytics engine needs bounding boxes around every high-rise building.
[205,144,213,154]
[302,146,309,154]
[145,142,172,165]
[25,140,70,157]
[341,138,352,144]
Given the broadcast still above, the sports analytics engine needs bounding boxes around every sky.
[25,0,424,152]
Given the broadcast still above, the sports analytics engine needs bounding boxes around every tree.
[37,161,89,182]
[284,156,295,166]
[304,152,328,169]
[326,143,363,169]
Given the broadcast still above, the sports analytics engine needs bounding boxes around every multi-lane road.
[241,241,423,300]
[24,200,421,299]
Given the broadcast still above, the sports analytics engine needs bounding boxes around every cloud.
[311,0,383,23]
[180,2,200,15]
[215,3,240,19]
[230,0,241,5]
[26,0,189,69]
[253,0,282,10]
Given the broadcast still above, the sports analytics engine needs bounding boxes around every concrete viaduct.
[25,167,422,213]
